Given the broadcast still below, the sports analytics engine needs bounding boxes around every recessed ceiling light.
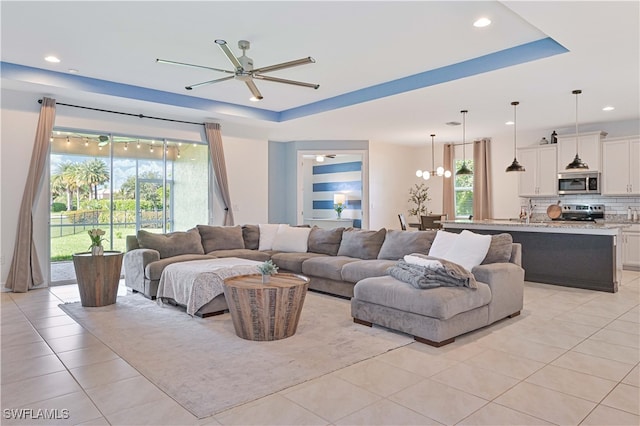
[446,121,461,126]
[602,106,615,111]
[68,68,79,74]
[473,17,491,28]
[505,121,515,126]
[44,56,60,63]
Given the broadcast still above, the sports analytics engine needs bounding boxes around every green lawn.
[51,227,135,261]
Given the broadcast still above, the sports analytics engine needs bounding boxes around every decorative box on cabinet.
[556,131,606,172]
[602,137,640,195]
[518,145,557,197]
[622,224,640,271]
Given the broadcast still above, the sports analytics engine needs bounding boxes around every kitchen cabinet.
[622,224,640,271]
[602,137,640,195]
[557,131,606,172]
[518,145,557,197]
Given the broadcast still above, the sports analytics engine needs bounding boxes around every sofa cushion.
[272,225,311,252]
[207,249,272,262]
[337,228,386,260]
[441,230,492,272]
[341,259,398,283]
[197,225,245,253]
[353,275,492,320]
[377,229,436,260]
[482,233,513,264]
[258,224,286,251]
[302,256,360,281]
[271,252,328,273]
[242,224,260,250]
[308,226,344,256]
[145,254,215,281]
[137,228,204,259]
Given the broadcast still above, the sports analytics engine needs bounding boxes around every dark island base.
[447,229,618,293]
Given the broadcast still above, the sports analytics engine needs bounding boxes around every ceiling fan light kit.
[157,39,319,101]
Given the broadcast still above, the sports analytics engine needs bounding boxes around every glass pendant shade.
[566,89,589,170]
[456,110,473,175]
[506,101,525,172]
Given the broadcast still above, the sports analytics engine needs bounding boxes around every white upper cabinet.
[556,131,607,172]
[518,145,557,197]
[602,137,640,195]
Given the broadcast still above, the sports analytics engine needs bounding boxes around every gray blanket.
[388,256,477,290]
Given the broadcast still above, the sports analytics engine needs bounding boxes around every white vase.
[261,274,270,284]
[91,245,104,256]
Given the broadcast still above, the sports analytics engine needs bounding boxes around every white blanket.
[157,257,262,315]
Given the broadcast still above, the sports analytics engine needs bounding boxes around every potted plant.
[88,228,107,256]
[408,183,430,219]
[257,260,279,284]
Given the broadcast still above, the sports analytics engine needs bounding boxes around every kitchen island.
[442,219,627,293]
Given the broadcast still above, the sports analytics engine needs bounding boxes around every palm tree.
[79,159,110,200]
[52,161,80,210]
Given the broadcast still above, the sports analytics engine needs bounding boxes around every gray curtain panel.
[442,143,455,220]
[473,138,493,220]
[5,97,56,292]
[204,122,235,226]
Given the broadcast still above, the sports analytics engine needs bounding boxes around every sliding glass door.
[49,130,209,284]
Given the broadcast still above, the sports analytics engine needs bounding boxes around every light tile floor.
[1,272,639,425]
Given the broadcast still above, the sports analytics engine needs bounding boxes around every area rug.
[60,292,412,418]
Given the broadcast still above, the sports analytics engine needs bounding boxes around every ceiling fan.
[156,39,319,101]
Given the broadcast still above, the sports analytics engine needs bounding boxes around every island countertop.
[442,219,629,236]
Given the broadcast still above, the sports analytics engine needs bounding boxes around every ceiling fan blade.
[156,58,234,74]
[214,39,243,71]
[253,74,319,89]
[252,57,315,74]
[245,80,263,100]
[185,75,234,90]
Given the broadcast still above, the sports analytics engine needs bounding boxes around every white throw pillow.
[441,230,492,272]
[272,226,311,253]
[428,230,459,258]
[258,224,286,251]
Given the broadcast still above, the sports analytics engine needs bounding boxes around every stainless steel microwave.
[557,172,600,195]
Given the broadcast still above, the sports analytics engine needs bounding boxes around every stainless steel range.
[559,204,605,221]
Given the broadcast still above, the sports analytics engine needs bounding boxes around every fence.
[50,210,167,238]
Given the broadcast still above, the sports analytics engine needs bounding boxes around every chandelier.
[416,134,451,180]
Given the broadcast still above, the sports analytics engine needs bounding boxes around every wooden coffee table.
[223,273,309,341]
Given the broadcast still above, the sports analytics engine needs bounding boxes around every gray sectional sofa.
[123,224,524,346]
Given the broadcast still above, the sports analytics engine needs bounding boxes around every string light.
[124,142,128,151]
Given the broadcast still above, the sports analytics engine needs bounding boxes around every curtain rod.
[38,99,205,126]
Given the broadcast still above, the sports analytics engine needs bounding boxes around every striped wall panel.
[312,160,362,228]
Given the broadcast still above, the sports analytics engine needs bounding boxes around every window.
[454,159,473,218]
[49,130,209,283]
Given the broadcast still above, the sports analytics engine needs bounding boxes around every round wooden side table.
[72,251,123,307]
[223,273,309,341]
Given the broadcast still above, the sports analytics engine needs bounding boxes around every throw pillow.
[441,230,492,272]
[428,230,459,258]
[242,224,260,250]
[308,226,344,256]
[482,233,513,264]
[197,225,244,253]
[137,228,204,259]
[337,228,387,260]
[258,224,286,251]
[377,229,436,260]
[272,225,312,252]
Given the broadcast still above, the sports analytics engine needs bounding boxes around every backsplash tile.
[519,195,640,223]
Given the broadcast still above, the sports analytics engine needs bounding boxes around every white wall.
[0,88,269,286]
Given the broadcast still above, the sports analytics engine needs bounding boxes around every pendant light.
[506,101,526,172]
[456,110,473,175]
[416,134,452,180]
[566,89,589,170]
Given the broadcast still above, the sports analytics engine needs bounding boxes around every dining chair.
[398,213,407,231]
[420,214,446,230]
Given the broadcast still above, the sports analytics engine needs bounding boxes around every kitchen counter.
[442,219,623,293]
